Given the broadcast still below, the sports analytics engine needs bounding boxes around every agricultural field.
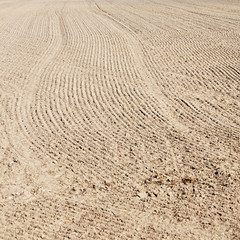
[0,0,240,239]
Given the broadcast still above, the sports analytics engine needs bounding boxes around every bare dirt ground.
[0,0,240,239]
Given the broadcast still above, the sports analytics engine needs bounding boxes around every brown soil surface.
[0,0,240,239]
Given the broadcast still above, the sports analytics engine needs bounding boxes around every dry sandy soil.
[0,0,240,239]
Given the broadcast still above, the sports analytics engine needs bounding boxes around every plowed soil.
[0,0,240,239]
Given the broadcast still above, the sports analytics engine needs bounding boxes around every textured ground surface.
[0,0,240,239]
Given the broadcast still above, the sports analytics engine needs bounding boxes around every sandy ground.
[0,0,240,239]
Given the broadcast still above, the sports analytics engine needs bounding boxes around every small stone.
[104,180,111,186]
[8,161,14,167]
[138,191,148,198]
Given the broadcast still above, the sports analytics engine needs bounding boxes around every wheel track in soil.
[0,0,240,239]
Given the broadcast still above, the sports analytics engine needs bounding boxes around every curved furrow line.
[14,4,171,188]
[33,75,147,189]
[112,9,239,91]
[105,1,236,34]
[1,0,240,239]
[26,9,122,147]
[2,3,106,184]
[8,5,65,163]
[192,98,240,128]
[68,8,183,163]
[90,2,201,108]
[32,5,165,150]
[19,71,142,189]
[174,98,240,137]
[89,6,194,129]
[67,7,171,148]
[151,73,240,138]
[143,40,237,93]
[94,0,240,150]
[149,71,240,136]
[154,72,240,133]
[133,34,240,137]
[89,3,170,124]
[215,65,240,85]
[200,96,240,122]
